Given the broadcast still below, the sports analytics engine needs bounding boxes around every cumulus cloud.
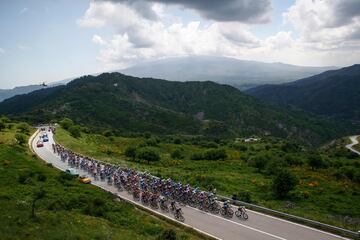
[284,0,360,50]
[95,0,272,23]
[79,0,360,68]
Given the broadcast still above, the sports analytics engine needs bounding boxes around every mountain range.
[246,64,360,123]
[122,56,335,90]
[0,77,74,103]
[0,72,350,146]
[0,57,334,103]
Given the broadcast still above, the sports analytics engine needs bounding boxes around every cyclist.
[223,200,231,213]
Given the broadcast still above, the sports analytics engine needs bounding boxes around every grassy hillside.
[0,121,203,240]
[247,64,360,124]
[55,126,360,231]
[0,73,352,146]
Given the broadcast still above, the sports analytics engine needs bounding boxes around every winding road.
[30,129,351,240]
[346,135,360,156]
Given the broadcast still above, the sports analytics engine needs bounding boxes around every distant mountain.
[0,85,46,102]
[0,73,352,145]
[0,77,74,103]
[121,56,335,90]
[246,64,360,123]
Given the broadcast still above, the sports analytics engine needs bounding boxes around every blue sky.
[0,0,359,88]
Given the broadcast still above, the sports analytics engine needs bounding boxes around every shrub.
[60,118,74,130]
[157,229,176,240]
[68,125,81,138]
[171,149,185,159]
[191,152,204,160]
[136,147,161,164]
[265,159,287,175]
[102,130,113,137]
[272,169,298,199]
[248,155,269,172]
[0,121,5,131]
[237,190,252,203]
[17,123,31,135]
[308,154,327,170]
[204,148,227,160]
[124,145,137,161]
[284,155,303,166]
[15,133,27,145]
[84,198,106,217]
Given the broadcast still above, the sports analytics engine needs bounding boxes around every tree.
[136,147,160,164]
[248,155,268,172]
[68,125,81,138]
[204,148,227,160]
[272,169,298,199]
[125,145,137,161]
[171,149,184,159]
[308,154,327,170]
[31,188,46,218]
[60,118,74,130]
[15,133,27,145]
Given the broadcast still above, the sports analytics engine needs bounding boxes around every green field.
[55,127,360,231]
[0,122,204,240]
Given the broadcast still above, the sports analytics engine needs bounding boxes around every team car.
[36,141,44,148]
[66,168,79,177]
[79,175,91,184]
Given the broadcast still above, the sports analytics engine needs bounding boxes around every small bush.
[136,147,161,164]
[15,133,27,145]
[190,152,204,160]
[0,121,5,131]
[17,122,31,135]
[171,149,185,160]
[204,148,227,160]
[272,169,298,199]
[237,190,252,203]
[124,145,137,161]
[308,154,327,170]
[60,118,74,130]
[37,173,47,182]
[68,125,81,138]
[157,229,177,240]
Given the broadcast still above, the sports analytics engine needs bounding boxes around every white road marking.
[188,206,287,240]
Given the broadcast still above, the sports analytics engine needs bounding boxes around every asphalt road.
[31,130,350,240]
[346,135,360,156]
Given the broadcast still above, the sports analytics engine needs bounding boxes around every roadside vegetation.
[355,136,360,152]
[0,118,203,240]
[55,122,360,231]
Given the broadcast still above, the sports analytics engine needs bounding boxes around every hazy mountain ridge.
[0,72,351,145]
[121,56,335,90]
[0,78,74,102]
[246,64,360,123]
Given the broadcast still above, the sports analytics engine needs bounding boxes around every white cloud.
[283,0,360,50]
[80,1,360,68]
[92,35,107,45]
[19,7,28,15]
[0,48,5,54]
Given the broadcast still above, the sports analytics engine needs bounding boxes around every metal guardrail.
[217,195,359,239]
[46,126,359,239]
